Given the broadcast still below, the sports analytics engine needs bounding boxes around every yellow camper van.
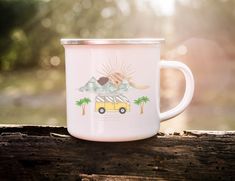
[95,95,130,114]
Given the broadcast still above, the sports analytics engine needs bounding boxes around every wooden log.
[79,174,157,181]
[0,125,234,181]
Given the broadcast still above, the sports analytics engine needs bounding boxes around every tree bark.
[0,125,235,181]
[82,105,85,115]
[140,104,144,114]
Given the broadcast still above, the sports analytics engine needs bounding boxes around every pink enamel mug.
[61,39,194,142]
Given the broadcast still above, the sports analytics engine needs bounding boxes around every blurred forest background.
[0,0,235,132]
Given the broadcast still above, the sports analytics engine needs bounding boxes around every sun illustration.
[97,57,149,90]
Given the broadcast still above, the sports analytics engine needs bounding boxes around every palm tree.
[134,96,150,114]
[76,97,91,115]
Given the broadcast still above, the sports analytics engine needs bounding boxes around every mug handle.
[160,61,195,122]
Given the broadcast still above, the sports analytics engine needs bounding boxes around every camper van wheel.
[119,107,126,114]
[98,107,105,114]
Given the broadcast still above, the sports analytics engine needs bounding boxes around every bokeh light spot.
[73,2,81,13]
[11,29,26,42]
[41,18,51,28]
[101,7,115,18]
[50,56,61,66]
[177,45,188,55]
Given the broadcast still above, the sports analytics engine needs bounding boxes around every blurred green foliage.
[0,0,235,130]
[0,0,38,70]
[0,0,161,71]
[0,0,235,71]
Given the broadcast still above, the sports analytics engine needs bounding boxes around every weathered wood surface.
[0,125,235,181]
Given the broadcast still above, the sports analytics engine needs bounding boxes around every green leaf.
[134,98,142,105]
[83,97,91,104]
[76,97,91,106]
[134,96,150,105]
[76,100,83,106]
[141,96,150,103]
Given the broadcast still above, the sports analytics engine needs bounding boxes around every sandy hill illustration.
[79,76,130,94]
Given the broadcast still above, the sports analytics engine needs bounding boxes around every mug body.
[62,39,163,141]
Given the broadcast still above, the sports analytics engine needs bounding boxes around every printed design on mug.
[77,59,149,115]
[95,94,130,114]
[76,97,91,116]
[134,96,150,114]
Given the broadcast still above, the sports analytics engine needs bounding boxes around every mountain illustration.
[79,76,131,94]
[79,77,102,92]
